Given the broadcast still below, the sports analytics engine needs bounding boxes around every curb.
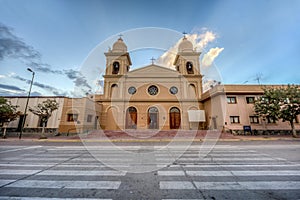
[1,137,299,143]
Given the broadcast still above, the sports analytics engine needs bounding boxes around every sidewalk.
[1,130,299,142]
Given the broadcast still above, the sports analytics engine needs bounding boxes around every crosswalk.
[0,143,299,199]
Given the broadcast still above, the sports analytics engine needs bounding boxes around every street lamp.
[19,68,35,139]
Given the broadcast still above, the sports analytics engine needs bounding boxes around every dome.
[112,38,127,52]
[178,37,193,52]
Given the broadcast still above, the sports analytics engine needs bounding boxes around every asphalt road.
[0,140,299,200]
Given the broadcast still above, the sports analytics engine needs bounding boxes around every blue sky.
[0,0,299,96]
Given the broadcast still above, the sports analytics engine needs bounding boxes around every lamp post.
[19,68,35,139]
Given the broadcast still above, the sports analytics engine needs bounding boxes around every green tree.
[29,99,59,139]
[0,97,21,138]
[254,85,300,137]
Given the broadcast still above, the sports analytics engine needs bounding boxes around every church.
[95,36,206,130]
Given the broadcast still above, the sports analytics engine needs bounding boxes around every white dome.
[178,37,193,52]
[112,38,127,52]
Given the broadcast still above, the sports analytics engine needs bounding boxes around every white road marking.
[6,180,121,189]
[0,146,42,154]
[160,181,300,190]
[158,170,300,176]
[0,169,40,175]
[0,197,112,200]
[160,181,195,189]
[157,157,278,161]
[39,170,126,176]
[0,180,16,187]
[194,181,300,190]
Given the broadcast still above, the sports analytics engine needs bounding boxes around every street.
[0,140,299,200]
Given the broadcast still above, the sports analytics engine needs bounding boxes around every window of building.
[186,62,194,74]
[246,97,255,104]
[230,116,240,123]
[148,85,159,95]
[267,116,276,123]
[169,86,178,95]
[249,116,259,124]
[67,114,78,122]
[87,115,93,122]
[293,117,299,124]
[112,61,120,74]
[128,86,136,95]
[227,97,237,104]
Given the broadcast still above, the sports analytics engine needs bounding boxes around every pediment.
[128,64,179,77]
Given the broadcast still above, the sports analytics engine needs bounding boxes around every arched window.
[169,107,181,129]
[111,84,118,98]
[112,61,120,74]
[188,84,197,98]
[126,107,137,129]
[186,61,194,74]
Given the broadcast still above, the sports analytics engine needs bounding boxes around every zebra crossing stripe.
[0,197,112,200]
[158,170,300,176]
[5,180,121,189]
[160,181,300,190]
[0,180,16,187]
[194,181,300,190]
[0,170,40,175]
[39,170,126,176]
[0,146,42,154]
[160,181,195,189]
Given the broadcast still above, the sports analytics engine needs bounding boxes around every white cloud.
[0,75,6,78]
[156,30,218,69]
[201,47,224,68]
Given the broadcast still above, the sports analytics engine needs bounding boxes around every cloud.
[9,74,67,96]
[64,69,92,90]
[0,83,25,92]
[201,47,224,68]
[0,23,42,62]
[156,29,218,68]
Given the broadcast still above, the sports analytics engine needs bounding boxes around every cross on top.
[150,57,155,64]
[118,34,123,39]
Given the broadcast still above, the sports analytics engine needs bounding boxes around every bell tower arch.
[173,36,203,98]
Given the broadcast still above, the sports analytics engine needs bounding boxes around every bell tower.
[173,36,203,98]
[104,37,132,76]
[103,37,132,99]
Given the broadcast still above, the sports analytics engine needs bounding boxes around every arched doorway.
[148,107,159,129]
[169,107,181,129]
[126,107,137,129]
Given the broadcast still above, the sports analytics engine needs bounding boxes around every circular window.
[128,86,136,95]
[148,85,159,95]
[169,86,178,94]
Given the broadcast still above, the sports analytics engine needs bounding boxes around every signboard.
[188,110,206,122]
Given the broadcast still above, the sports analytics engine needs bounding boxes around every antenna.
[254,73,263,84]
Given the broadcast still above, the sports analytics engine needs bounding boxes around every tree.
[29,99,59,139]
[254,85,300,137]
[0,97,21,138]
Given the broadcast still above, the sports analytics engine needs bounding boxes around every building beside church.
[95,36,206,130]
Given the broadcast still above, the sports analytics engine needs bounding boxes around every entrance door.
[126,107,137,129]
[148,107,158,129]
[169,107,181,129]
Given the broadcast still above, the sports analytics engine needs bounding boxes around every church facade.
[95,36,206,130]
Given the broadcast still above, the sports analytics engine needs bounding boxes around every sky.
[0,0,299,97]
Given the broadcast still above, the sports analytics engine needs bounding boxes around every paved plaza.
[0,139,299,199]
